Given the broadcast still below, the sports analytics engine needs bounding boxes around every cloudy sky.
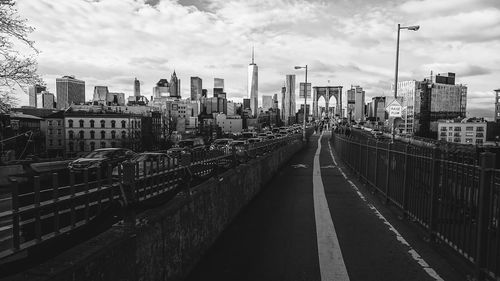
[15,0,500,118]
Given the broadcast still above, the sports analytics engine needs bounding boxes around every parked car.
[210,138,234,153]
[247,137,262,144]
[68,148,136,175]
[128,152,174,175]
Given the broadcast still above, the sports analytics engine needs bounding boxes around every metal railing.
[331,132,500,280]
[0,132,307,268]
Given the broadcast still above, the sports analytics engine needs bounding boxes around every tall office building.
[214,78,224,97]
[394,72,467,135]
[495,89,500,123]
[282,75,296,124]
[248,48,258,117]
[346,86,365,122]
[169,71,181,98]
[41,91,55,109]
[243,98,251,110]
[134,78,140,97]
[191,77,203,101]
[56,75,85,109]
[93,86,109,104]
[262,95,273,111]
[153,79,169,98]
[28,84,46,107]
[272,94,279,109]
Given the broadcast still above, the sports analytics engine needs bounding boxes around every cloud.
[417,63,493,78]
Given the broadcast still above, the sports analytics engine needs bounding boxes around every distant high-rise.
[214,78,224,97]
[41,91,55,109]
[243,98,251,110]
[93,86,109,104]
[272,94,278,109]
[282,75,296,124]
[56,75,85,109]
[134,78,141,97]
[248,47,258,117]
[346,86,365,122]
[153,79,169,98]
[28,84,46,107]
[191,77,202,101]
[169,71,180,98]
[262,95,273,111]
[495,89,500,123]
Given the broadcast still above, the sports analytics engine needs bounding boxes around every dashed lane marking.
[326,136,444,281]
[313,132,350,281]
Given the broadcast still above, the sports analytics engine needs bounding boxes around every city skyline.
[13,0,500,118]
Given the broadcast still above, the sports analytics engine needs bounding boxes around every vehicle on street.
[241,132,257,139]
[247,137,262,144]
[210,138,234,153]
[68,148,135,174]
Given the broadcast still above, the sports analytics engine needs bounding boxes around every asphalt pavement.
[185,131,469,281]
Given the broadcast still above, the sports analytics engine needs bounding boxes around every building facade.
[190,77,202,101]
[56,76,85,110]
[495,89,500,122]
[282,75,296,125]
[64,112,142,157]
[44,111,65,158]
[262,95,273,111]
[134,78,140,97]
[216,114,243,133]
[29,84,46,108]
[346,86,365,122]
[437,121,486,145]
[42,92,55,109]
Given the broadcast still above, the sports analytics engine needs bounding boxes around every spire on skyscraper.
[250,46,255,65]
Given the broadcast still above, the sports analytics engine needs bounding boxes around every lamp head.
[407,25,420,31]
[294,66,303,69]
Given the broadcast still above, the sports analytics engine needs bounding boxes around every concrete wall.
[6,139,304,281]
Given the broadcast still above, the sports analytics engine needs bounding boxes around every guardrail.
[0,132,308,270]
[331,132,500,280]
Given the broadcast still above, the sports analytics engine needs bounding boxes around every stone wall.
[6,139,304,281]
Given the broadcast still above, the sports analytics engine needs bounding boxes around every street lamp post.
[393,24,419,139]
[295,65,308,141]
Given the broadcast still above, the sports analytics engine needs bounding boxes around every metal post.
[402,144,410,213]
[385,142,392,203]
[394,24,400,99]
[475,152,495,280]
[303,65,308,142]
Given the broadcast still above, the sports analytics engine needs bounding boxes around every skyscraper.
[272,94,279,109]
[191,77,202,101]
[134,78,141,97]
[93,86,109,104]
[346,86,365,122]
[214,78,224,97]
[169,71,180,98]
[262,95,273,111]
[282,75,296,124]
[153,79,169,98]
[41,91,55,109]
[495,89,500,122]
[248,47,258,117]
[28,84,46,107]
[56,75,85,109]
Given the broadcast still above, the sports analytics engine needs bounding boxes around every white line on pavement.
[326,135,445,281]
[313,132,350,281]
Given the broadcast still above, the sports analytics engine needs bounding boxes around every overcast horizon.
[15,0,500,119]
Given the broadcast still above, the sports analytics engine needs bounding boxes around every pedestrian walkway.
[185,132,468,281]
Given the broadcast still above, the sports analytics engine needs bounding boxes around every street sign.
[385,100,402,118]
[299,82,311,98]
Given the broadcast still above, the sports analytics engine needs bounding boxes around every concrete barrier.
[4,139,304,281]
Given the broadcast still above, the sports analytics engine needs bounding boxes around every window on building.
[448,127,453,130]
[111,142,116,148]
[111,130,116,139]
[58,129,62,135]
[68,119,73,128]
[68,130,74,140]
[49,139,53,146]
[111,120,116,128]
[454,138,461,143]
[48,128,53,135]
[121,120,126,128]
[69,142,74,152]
[137,121,141,128]
[465,126,473,131]
[90,120,95,128]
[101,142,106,148]
[58,139,62,146]
[48,120,53,126]
[477,139,484,145]
[477,127,485,132]
[79,130,84,139]
[440,132,446,137]
[101,131,106,139]
[79,119,84,128]
[90,131,95,139]
[454,127,461,131]
[57,120,61,126]
[122,131,126,139]
[79,141,85,152]
[465,132,474,137]
[90,142,95,151]
[465,138,473,143]
[476,133,484,138]
[101,120,105,128]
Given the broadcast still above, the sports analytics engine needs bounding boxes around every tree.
[0,0,43,112]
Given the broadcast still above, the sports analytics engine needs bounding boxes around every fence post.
[374,140,379,190]
[402,144,410,214]
[10,179,20,251]
[385,142,392,204]
[119,161,137,229]
[429,147,441,240]
[475,152,495,280]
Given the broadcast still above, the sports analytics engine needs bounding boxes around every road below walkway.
[185,132,469,281]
